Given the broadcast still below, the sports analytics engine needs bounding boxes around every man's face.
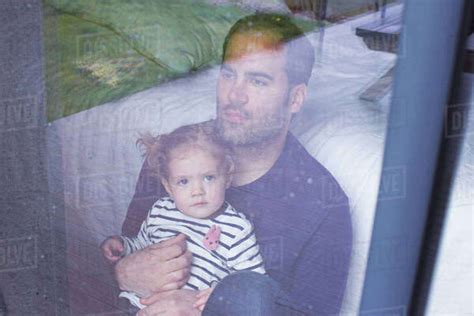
[216,33,295,146]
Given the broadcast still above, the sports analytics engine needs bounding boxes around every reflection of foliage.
[76,58,119,88]
[43,0,319,121]
[76,56,146,88]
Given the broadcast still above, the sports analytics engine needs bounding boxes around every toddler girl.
[101,122,265,311]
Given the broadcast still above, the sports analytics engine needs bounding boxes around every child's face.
[162,145,231,219]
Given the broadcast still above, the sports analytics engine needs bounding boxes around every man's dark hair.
[222,13,315,86]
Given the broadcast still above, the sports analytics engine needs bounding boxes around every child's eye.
[177,179,188,186]
[204,175,216,182]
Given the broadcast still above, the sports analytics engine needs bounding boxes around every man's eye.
[221,71,234,80]
[204,175,216,182]
[250,78,267,87]
[177,179,188,186]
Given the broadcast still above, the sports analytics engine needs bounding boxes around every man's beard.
[216,104,289,147]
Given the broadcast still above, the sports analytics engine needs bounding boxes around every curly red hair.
[138,121,234,180]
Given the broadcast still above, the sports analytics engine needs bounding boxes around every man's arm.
[137,289,201,316]
[115,234,193,297]
[122,161,162,237]
[277,201,352,315]
[115,162,192,296]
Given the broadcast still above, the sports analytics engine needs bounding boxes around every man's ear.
[288,83,307,114]
[161,177,173,198]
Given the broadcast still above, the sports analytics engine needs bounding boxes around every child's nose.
[191,182,205,196]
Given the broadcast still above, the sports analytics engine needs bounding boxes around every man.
[110,13,352,315]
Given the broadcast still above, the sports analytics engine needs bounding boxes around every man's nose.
[228,81,248,106]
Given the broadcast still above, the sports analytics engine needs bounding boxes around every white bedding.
[426,73,474,315]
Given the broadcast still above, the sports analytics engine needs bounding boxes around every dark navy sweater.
[122,133,352,315]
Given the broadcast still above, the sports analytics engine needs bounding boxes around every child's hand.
[100,236,124,263]
[193,287,215,312]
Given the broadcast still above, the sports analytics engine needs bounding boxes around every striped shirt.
[119,197,265,308]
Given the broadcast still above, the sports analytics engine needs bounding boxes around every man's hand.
[115,234,192,297]
[138,289,201,316]
[100,236,125,263]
